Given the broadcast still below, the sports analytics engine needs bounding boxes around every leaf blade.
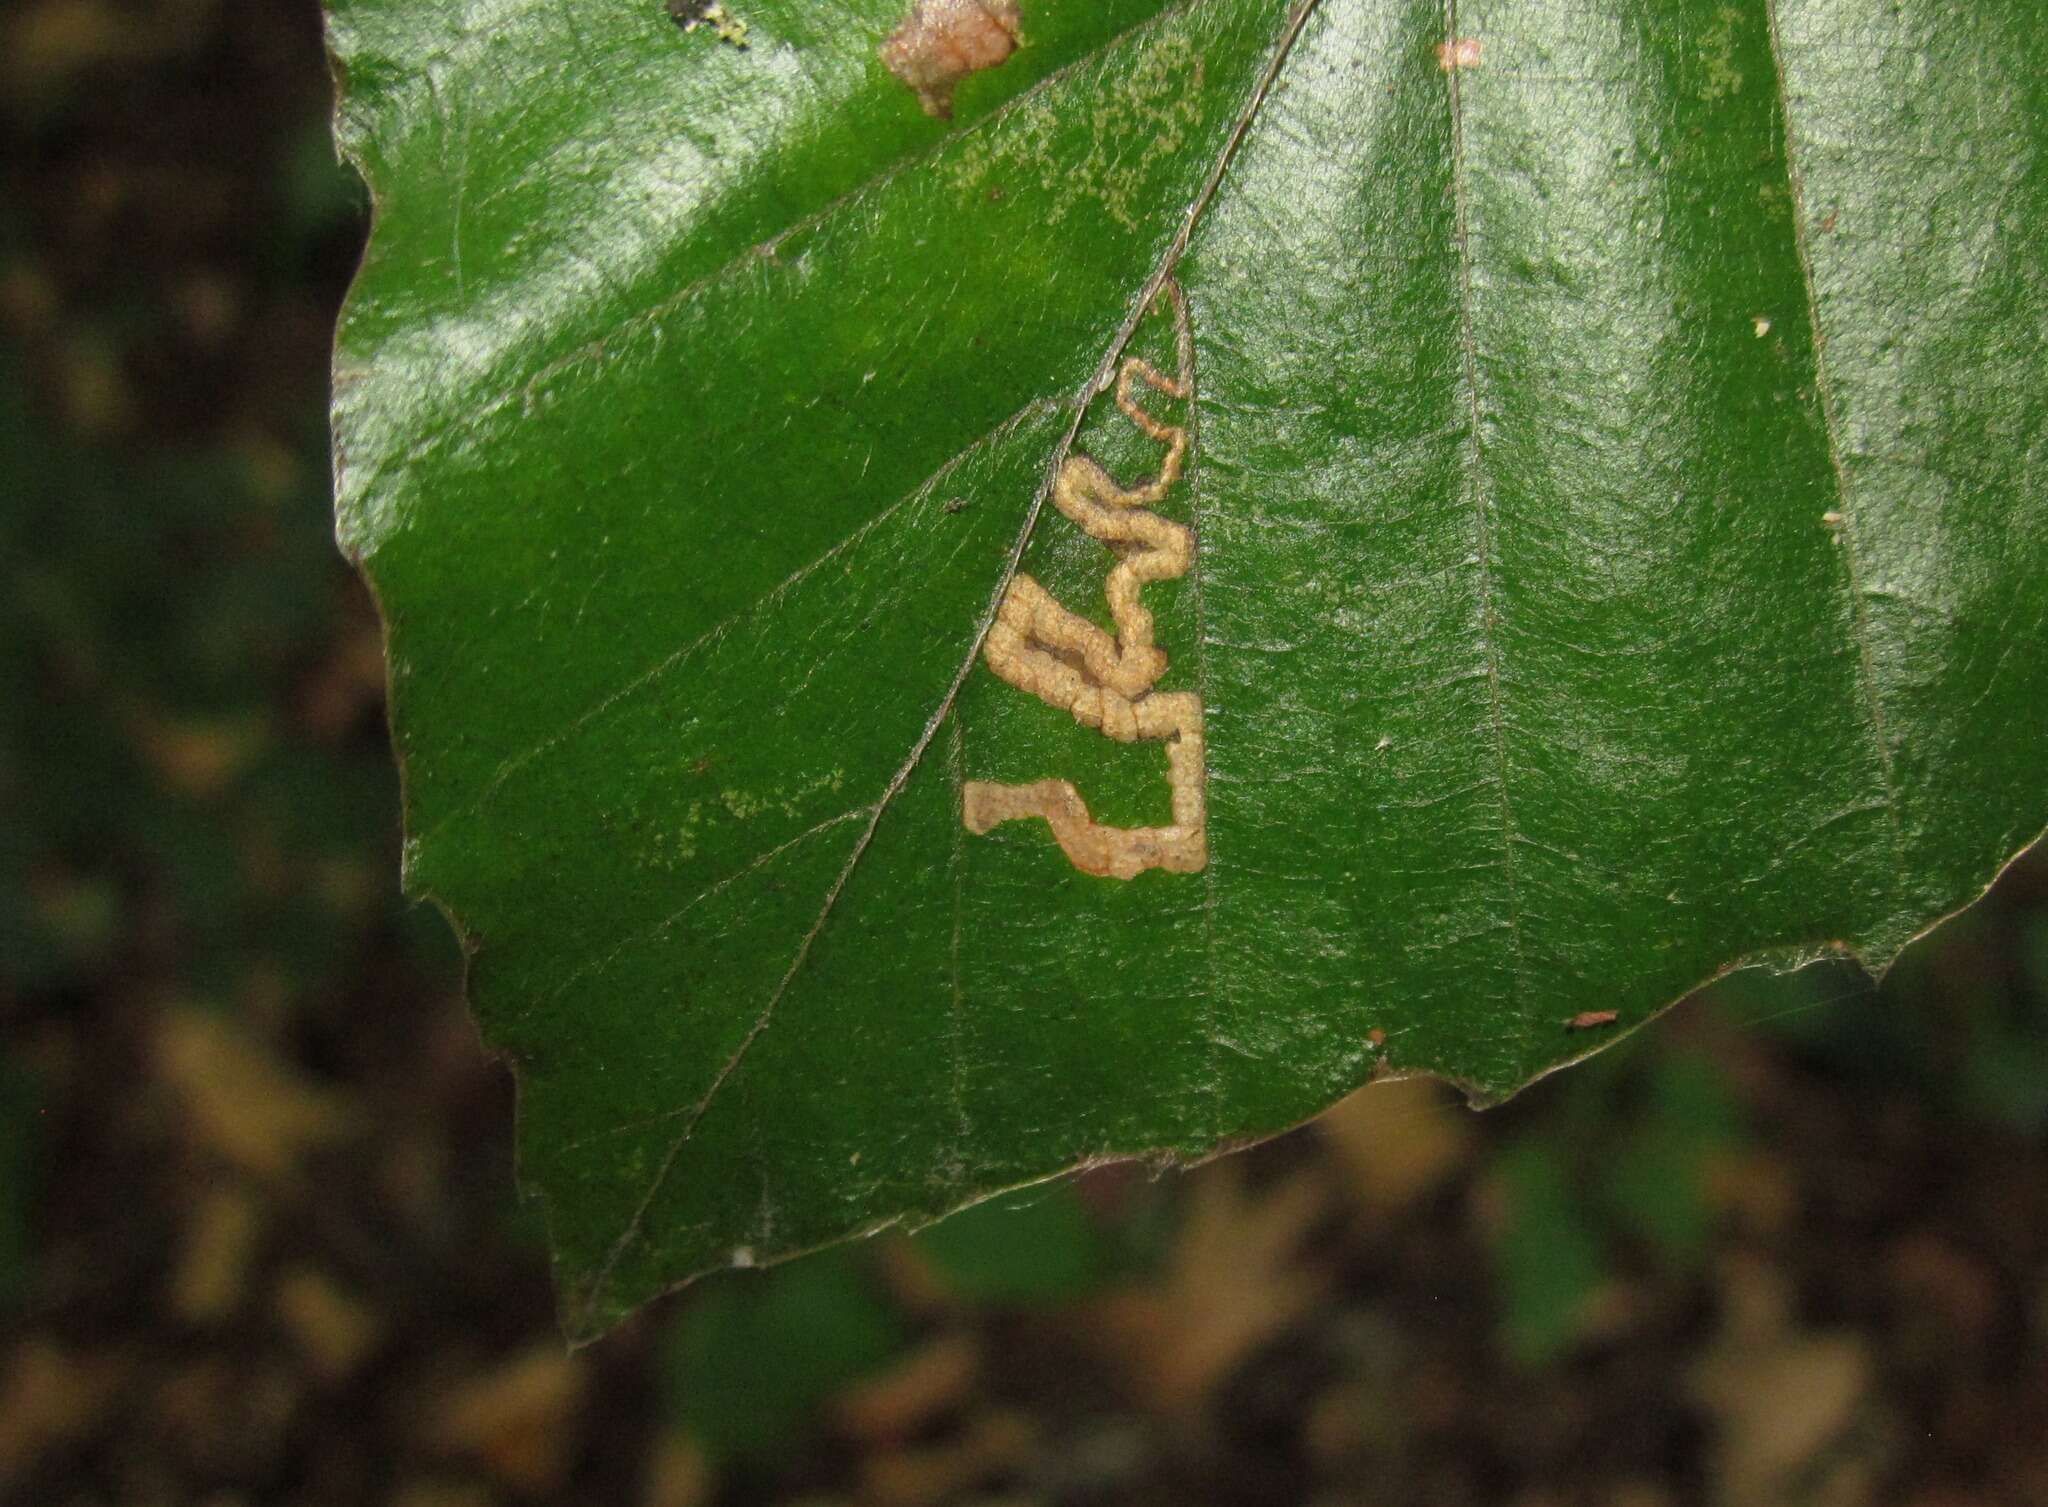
[328,0,2048,1337]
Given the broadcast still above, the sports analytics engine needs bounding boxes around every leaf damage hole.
[879,0,1022,119]
[962,280,1207,881]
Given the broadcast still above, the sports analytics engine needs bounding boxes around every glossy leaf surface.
[326,0,2048,1336]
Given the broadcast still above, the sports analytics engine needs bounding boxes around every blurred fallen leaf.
[1606,1486,1681,1507]
[1303,1378,1409,1476]
[169,1183,262,1325]
[832,1330,981,1443]
[54,330,132,435]
[1692,1256,1880,1507]
[1318,1076,1475,1214]
[1885,1230,1998,1345]
[857,1410,1036,1507]
[0,1339,131,1487]
[1704,1149,1798,1238]
[1080,1163,1331,1417]
[154,1008,359,1181]
[0,259,57,334]
[154,1354,299,1478]
[0,0,209,118]
[300,621,391,740]
[272,1264,385,1385]
[424,1345,587,1496]
[1693,1334,1876,1507]
[390,1481,499,1507]
[641,1429,714,1507]
[126,709,268,800]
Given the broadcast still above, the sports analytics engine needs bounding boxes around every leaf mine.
[963,281,1207,881]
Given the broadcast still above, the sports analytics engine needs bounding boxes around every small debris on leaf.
[1566,1010,1620,1031]
[667,0,749,48]
[879,0,1022,120]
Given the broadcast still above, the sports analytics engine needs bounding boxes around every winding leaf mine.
[965,281,1207,880]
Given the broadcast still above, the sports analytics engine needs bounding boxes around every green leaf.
[1490,1141,1607,1368]
[1594,1053,1747,1266]
[661,1251,905,1460]
[327,0,2048,1337]
[911,1183,1106,1304]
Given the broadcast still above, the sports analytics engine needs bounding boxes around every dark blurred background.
[5,3,2048,1504]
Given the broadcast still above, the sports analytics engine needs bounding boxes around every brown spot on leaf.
[879,0,1022,119]
[1436,36,1482,71]
[1321,1077,1474,1214]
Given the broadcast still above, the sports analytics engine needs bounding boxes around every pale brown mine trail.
[962,281,1207,880]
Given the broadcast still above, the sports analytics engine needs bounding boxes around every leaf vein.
[1444,0,1530,1013]
[344,0,1218,510]
[1759,0,1910,888]
[416,394,1060,855]
[540,804,873,1028]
